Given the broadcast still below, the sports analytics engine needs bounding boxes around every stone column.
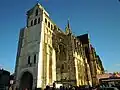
[46,45,49,85]
[37,17,45,89]
[74,57,79,86]
[52,49,56,83]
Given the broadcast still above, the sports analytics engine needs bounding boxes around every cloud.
[114,64,120,66]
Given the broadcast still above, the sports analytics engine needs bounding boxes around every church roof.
[26,3,49,16]
[77,34,89,44]
[27,3,39,15]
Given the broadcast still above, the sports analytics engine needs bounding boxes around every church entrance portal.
[20,71,33,90]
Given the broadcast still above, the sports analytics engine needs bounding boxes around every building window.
[34,54,36,64]
[48,22,50,28]
[47,28,48,33]
[51,25,53,30]
[38,17,40,23]
[28,56,30,64]
[54,25,57,30]
[35,9,38,16]
[34,19,37,25]
[31,20,33,26]
[45,18,47,24]
[61,64,64,73]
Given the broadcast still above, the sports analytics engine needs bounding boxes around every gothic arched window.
[34,54,36,64]
[35,9,38,16]
[45,18,47,24]
[61,64,64,70]
[31,20,33,26]
[48,22,50,28]
[38,17,40,23]
[34,19,37,25]
[28,56,30,64]
[54,25,56,30]
[51,25,53,30]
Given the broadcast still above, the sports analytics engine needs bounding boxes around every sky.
[0,0,120,74]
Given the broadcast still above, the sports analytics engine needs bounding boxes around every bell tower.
[14,2,50,89]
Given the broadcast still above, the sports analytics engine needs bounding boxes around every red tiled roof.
[97,73,120,79]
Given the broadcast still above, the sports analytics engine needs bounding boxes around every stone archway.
[20,71,33,90]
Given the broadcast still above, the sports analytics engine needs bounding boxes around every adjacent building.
[14,3,104,90]
[0,69,10,89]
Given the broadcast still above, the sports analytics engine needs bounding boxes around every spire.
[67,18,70,28]
[36,0,39,4]
[65,19,72,35]
[36,0,40,6]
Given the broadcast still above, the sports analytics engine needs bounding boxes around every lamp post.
[61,64,64,85]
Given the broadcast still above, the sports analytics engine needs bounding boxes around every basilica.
[14,3,104,90]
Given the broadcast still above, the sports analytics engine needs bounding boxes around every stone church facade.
[14,3,104,90]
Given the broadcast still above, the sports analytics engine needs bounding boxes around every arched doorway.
[20,71,33,90]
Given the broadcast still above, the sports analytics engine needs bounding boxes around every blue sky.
[0,0,120,73]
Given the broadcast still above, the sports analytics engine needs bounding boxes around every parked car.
[100,87,119,90]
